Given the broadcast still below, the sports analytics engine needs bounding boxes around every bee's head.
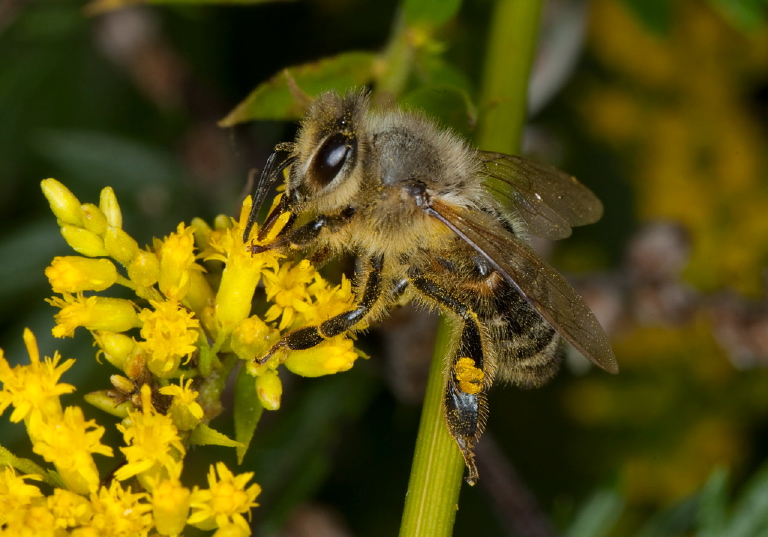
[288,90,369,210]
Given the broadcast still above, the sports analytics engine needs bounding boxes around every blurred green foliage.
[2,0,768,535]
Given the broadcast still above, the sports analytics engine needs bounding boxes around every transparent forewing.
[428,198,618,374]
[478,152,604,240]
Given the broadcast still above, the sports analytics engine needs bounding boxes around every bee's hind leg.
[409,270,488,485]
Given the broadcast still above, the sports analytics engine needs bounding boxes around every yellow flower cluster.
[0,179,365,535]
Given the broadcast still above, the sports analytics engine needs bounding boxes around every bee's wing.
[428,198,618,374]
[478,152,603,240]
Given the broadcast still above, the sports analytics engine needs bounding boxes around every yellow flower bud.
[50,295,140,338]
[104,227,139,265]
[190,217,212,251]
[93,330,136,370]
[214,214,231,230]
[41,178,84,227]
[128,250,161,288]
[152,479,191,536]
[80,203,108,236]
[46,256,118,293]
[284,336,358,377]
[99,186,122,228]
[60,226,108,257]
[231,316,279,361]
[256,369,282,411]
[158,224,198,301]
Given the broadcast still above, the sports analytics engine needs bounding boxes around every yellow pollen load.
[454,357,484,394]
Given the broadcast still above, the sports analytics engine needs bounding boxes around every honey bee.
[244,89,618,485]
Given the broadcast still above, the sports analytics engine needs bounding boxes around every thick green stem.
[399,322,464,537]
[399,1,543,535]
[477,0,544,155]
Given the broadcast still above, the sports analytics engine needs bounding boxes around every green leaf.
[189,423,243,448]
[636,495,698,537]
[220,51,377,126]
[564,489,623,537]
[404,0,462,26]
[401,84,477,137]
[619,0,673,36]
[697,467,728,537]
[724,463,768,537]
[234,365,264,463]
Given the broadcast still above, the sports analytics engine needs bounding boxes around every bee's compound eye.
[311,132,353,188]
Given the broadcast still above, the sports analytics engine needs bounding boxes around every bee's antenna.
[243,150,296,243]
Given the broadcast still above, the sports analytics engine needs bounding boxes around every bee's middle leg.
[256,253,385,363]
[409,270,487,485]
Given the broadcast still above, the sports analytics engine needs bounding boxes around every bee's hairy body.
[248,90,616,485]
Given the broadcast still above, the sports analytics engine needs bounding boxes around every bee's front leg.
[409,270,487,485]
[256,253,385,364]
[251,206,356,254]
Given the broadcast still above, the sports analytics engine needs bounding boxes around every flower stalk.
[399,0,544,534]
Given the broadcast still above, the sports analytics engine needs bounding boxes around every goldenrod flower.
[115,385,185,484]
[263,259,319,330]
[138,300,199,378]
[0,329,74,424]
[283,336,359,377]
[304,273,356,324]
[46,256,118,294]
[31,405,113,495]
[48,487,94,529]
[150,477,191,536]
[13,179,376,533]
[159,376,204,431]
[208,197,282,337]
[49,294,140,338]
[156,223,201,301]
[188,462,260,533]
[230,315,279,362]
[88,480,152,537]
[0,467,43,521]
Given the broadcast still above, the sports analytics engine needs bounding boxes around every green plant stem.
[477,0,544,154]
[399,1,543,535]
[399,321,464,537]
